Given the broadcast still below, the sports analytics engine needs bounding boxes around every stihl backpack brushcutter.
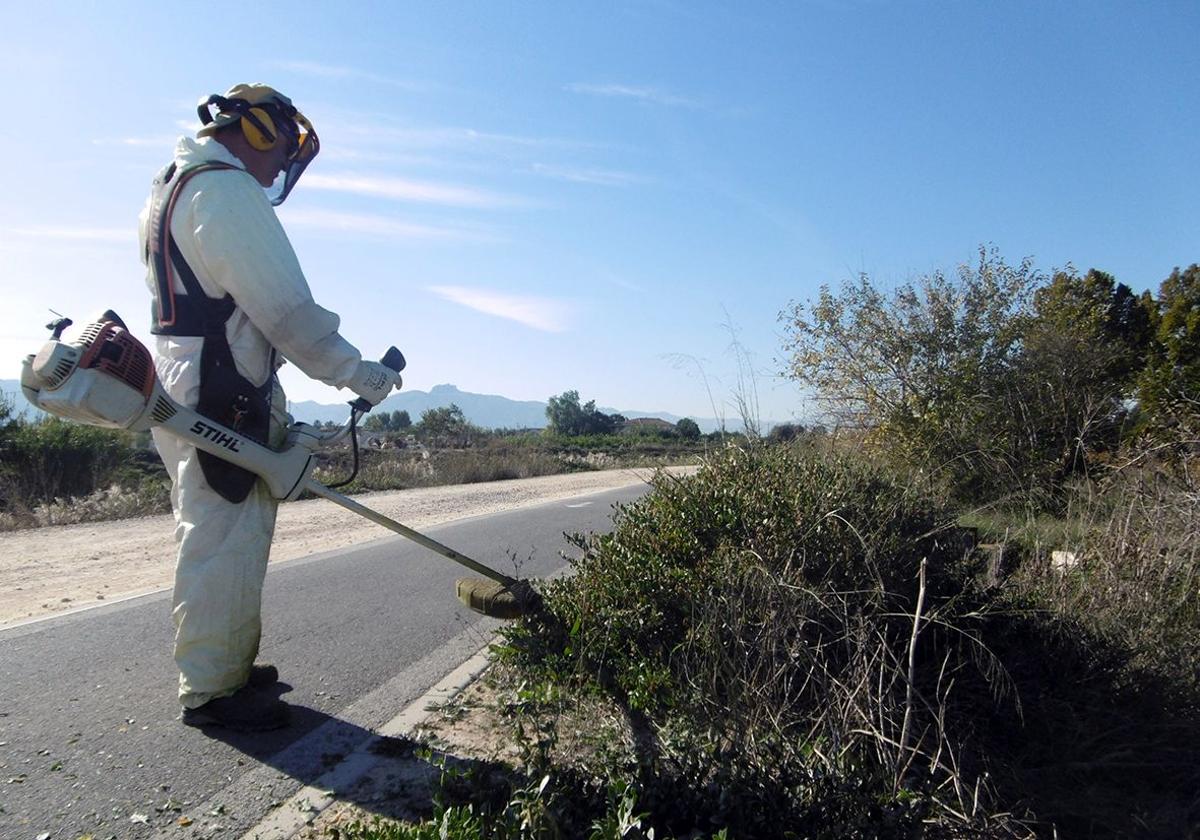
[20,311,538,619]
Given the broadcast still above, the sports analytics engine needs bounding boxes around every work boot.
[181,686,290,732]
[248,663,279,688]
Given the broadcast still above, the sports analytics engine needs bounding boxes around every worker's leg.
[154,429,278,709]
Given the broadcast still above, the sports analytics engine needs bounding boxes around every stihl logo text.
[190,420,243,452]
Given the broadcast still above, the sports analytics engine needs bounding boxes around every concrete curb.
[238,645,494,840]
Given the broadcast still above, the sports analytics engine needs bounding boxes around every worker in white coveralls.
[138,84,401,731]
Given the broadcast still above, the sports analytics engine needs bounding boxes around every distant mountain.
[289,383,727,432]
[290,383,549,429]
[3,378,764,434]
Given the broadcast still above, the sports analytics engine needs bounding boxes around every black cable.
[327,409,363,489]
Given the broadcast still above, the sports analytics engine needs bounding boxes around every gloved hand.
[348,359,402,406]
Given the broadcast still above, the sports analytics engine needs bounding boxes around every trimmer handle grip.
[350,347,407,413]
[380,346,406,373]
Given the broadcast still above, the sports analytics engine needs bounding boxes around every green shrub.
[499,445,1004,837]
[495,442,1200,837]
[0,417,152,516]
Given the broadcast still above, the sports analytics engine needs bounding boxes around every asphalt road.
[0,484,646,840]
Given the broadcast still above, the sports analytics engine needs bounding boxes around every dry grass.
[0,479,171,530]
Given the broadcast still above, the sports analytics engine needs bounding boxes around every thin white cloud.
[91,135,179,148]
[5,226,132,244]
[92,120,198,148]
[317,147,415,164]
[303,173,523,208]
[270,60,429,91]
[280,208,494,242]
[335,121,605,153]
[601,271,646,294]
[565,82,702,109]
[428,286,571,332]
[531,163,644,187]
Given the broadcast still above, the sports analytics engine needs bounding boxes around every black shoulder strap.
[148,161,239,336]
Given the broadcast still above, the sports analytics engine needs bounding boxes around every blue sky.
[1,1,1196,425]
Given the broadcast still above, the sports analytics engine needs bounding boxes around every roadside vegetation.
[0,392,710,531]
[333,250,1199,838]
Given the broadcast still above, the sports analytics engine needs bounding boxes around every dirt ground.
[292,666,636,839]
[0,467,687,627]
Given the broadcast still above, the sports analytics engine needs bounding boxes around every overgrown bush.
[491,444,1200,838]
[0,418,165,527]
[497,445,1020,837]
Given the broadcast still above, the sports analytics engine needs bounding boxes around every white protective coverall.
[138,135,364,708]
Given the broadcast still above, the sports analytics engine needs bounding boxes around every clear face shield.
[267,113,319,206]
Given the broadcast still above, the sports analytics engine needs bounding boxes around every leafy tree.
[1028,269,1152,383]
[781,247,1158,501]
[418,403,470,446]
[546,390,588,435]
[781,247,1039,497]
[1140,264,1200,433]
[390,409,412,430]
[363,408,413,433]
[675,418,701,440]
[1014,268,1154,478]
[767,422,804,444]
[545,390,622,436]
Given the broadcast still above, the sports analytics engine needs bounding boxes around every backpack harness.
[146,161,275,504]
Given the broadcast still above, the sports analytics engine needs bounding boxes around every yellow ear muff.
[241,106,278,151]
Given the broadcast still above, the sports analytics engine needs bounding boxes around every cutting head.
[455,577,542,619]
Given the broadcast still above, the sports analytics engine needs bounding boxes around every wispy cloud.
[4,226,132,244]
[565,82,702,109]
[280,208,495,242]
[428,286,572,332]
[91,135,179,148]
[335,121,605,154]
[303,173,524,209]
[270,60,429,91]
[600,271,646,294]
[531,163,645,187]
[92,120,201,148]
[317,147,418,164]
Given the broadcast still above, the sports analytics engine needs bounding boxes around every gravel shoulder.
[0,466,688,627]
